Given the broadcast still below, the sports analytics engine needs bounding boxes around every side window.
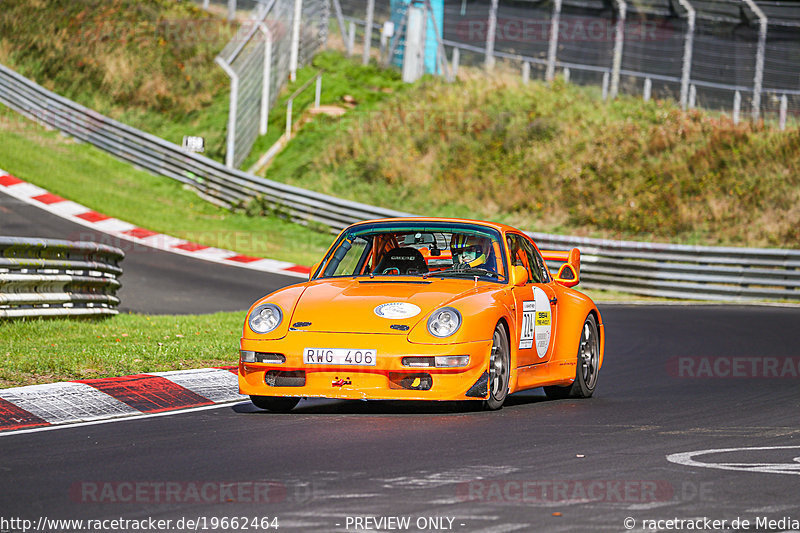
[530,246,551,283]
[517,237,544,283]
[507,234,539,283]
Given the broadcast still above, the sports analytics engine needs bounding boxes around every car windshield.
[315,222,507,282]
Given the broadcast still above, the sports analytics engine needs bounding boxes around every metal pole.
[601,71,609,100]
[522,61,530,84]
[451,47,460,80]
[215,58,238,168]
[331,0,348,45]
[689,84,696,108]
[545,0,562,82]
[315,75,322,108]
[563,67,570,83]
[228,0,236,21]
[286,99,293,140]
[733,90,741,124]
[779,94,788,131]
[485,0,498,70]
[643,77,651,102]
[348,21,356,56]
[203,0,210,10]
[258,22,273,135]
[610,0,627,99]
[742,0,767,122]
[676,0,695,110]
[363,0,375,65]
[289,0,303,82]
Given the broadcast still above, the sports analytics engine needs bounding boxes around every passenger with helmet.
[450,233,497,272]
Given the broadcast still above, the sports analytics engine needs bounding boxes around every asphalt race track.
[2,304,799,532]
[0,190,299,314]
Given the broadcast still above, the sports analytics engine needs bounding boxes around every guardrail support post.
[733,91,741,124]
[643,77,652,102]
[545,0,562,82]
[689,84,696,108]
[315,75,322,108]
[602,71,609,100]
[451,47,460,80]
[610,0,626,100]
[347,21,356,56]
[522,61,530,84]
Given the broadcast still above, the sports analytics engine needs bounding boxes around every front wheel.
[544,313,600,400]
[250,395,300,412]
[483,323,511,410]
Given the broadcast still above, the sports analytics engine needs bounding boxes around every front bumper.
[239,331,492,401]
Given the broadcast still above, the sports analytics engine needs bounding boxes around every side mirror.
[554,248,580,288]
[510,265,529,287]
[309,262,321,281]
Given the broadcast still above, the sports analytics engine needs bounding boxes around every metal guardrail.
[1,62,799,302]
[531,233,800,302]
[0,237,124,318]
[0,62,414,231]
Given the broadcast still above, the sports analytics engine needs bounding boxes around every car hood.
[289,278,484,334]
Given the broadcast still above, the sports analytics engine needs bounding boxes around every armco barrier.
[0,237,124,318]
[0,62,414,231]
[1,62,799,302]
[531,233,800,302]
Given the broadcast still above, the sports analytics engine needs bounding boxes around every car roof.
[346,217,525,235]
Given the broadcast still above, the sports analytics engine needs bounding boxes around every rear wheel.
[544,314,600,400]
[250,395,300,412]
[483,323,510,410]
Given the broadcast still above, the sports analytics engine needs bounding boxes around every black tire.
[544,313,600,400]
[250,395,300,412]
[483,323,511,410]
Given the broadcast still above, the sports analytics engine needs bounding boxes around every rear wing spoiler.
[540,247,581,287]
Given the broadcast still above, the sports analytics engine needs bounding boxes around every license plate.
[303,348,377,366]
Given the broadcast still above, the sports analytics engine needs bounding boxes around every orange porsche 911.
[239,218,604,411]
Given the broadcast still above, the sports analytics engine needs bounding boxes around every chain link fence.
[340,0,800,127]
[207,0,328,168]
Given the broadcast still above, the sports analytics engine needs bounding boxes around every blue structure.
[390,0,444,75]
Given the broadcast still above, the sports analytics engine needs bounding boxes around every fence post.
[215,58,238,168]
[315,75,322,108]
[331,0,348,45]
[286,99,293,140]
[779,94,788,130]
[203,0,210,9]
[451,47,460,80]
[227,0,236,21]
[545,0,562,82]
[363,0,375,65]
[347,21,356,56]
[689,84,696,108]
[522,61,530,84]
[258,23,273,136]
[643,77,651,102]
[563,67,570,83]
[601,71,609,100]
[741,0,767,122]
[289,0,303,82]
[733,91,741,124]
[676,0,695,110]
[485,0,498,71]
[610,0,626,99]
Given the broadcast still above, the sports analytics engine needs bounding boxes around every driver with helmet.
[450,234,496,271]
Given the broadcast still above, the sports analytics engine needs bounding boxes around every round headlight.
[427,307,462,338]
[248,304,283,334]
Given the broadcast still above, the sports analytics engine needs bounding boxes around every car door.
[507,233,558,367]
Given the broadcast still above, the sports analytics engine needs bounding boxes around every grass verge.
[0,312,242,388]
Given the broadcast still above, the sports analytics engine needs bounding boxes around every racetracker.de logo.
[666,356,800,378]
[455,16,677,43]
[457,480,678,503]
[70,481,287,504]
